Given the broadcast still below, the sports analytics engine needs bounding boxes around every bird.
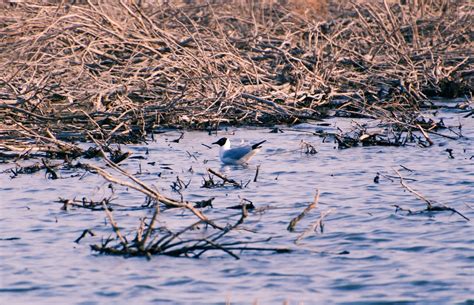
[212,137,266,165]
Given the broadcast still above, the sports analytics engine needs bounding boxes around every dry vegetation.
[0,0,472,144]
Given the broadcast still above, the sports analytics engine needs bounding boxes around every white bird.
[212,137,266,165]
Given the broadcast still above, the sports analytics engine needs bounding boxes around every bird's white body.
[216,138,264,165]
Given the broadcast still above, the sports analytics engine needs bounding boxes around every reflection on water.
[0,111,473,304]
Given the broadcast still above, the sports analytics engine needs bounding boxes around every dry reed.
[0,0,472,144]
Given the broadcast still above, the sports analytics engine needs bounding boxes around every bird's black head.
[212,137,228,147]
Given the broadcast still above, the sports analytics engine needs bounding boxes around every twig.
[394,169,433,209]
[416,124,434,146]
[140,207,159,250]
[102,202,128,247]
[295,208,334,243]
[253,165,260,182]
[207,168,241,188]
[394,169,469,221]
[74,229,95,243]
[287,189,320,232]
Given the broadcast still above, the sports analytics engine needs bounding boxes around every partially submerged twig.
[394,169,434,209]
[394,169,469,221]
[206,168,242,188]
[102,202,128,247]
[74,229,95,244]
[253,165,261,182]
[287,189,320,232]
[295,208,335,243]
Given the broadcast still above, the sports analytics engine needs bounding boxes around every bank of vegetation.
[1,0,471,145]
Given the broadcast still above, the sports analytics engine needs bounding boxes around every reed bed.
[1,0,472,144]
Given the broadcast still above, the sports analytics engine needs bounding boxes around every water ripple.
[0,111,472,304]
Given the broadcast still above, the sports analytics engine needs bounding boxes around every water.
[1,110,473,304]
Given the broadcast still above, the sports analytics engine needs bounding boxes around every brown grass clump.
[0,0,472,143]
[281,0,328,17]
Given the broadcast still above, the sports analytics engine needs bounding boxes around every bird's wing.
[223,146,253,160]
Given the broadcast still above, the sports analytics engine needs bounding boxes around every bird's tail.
[252,140,266,150]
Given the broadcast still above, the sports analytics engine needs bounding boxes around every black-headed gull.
[212,137,266,165]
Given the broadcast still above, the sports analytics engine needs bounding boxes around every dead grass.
[0,0,472,143]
